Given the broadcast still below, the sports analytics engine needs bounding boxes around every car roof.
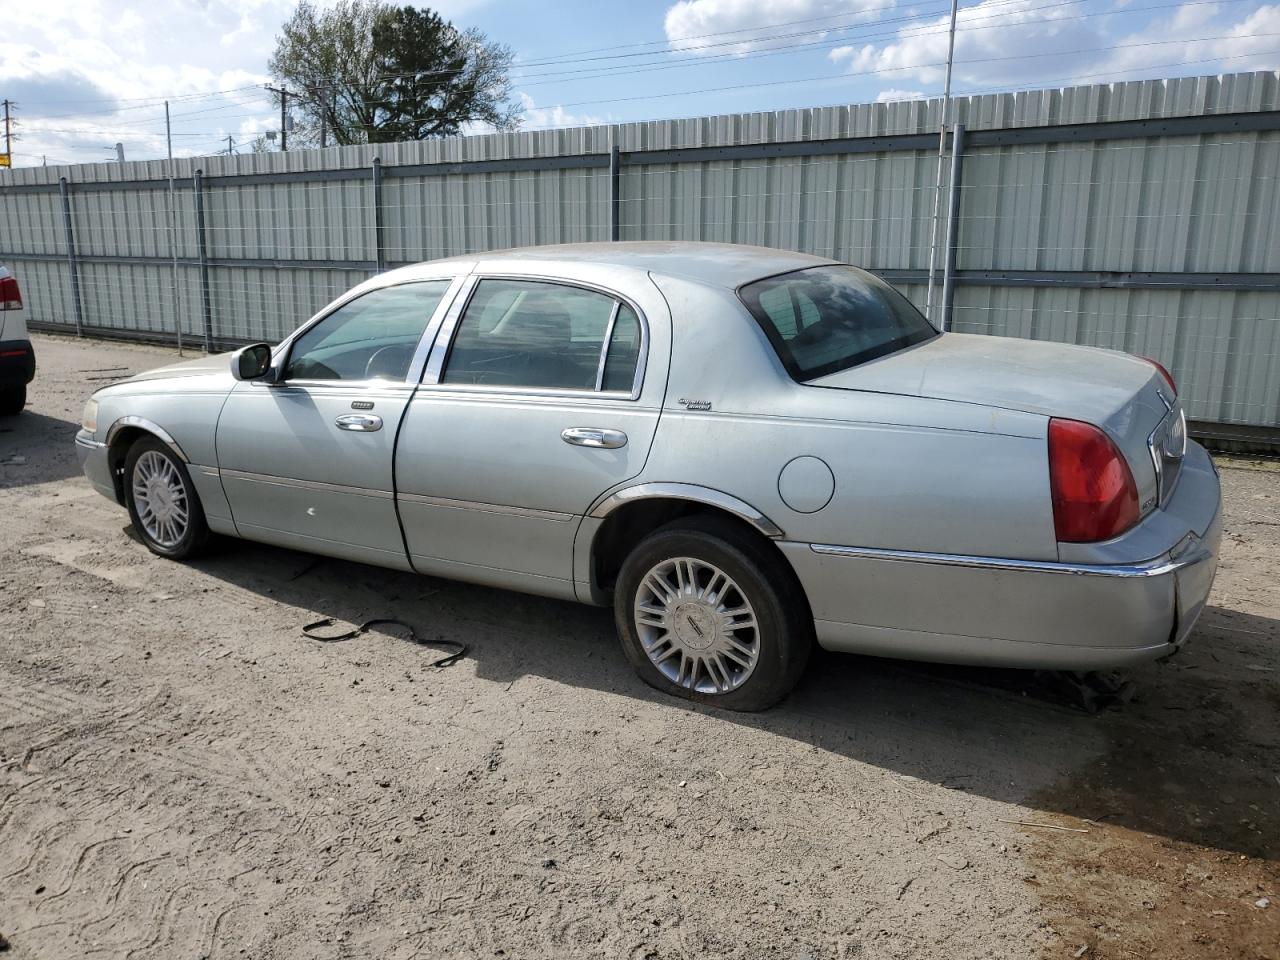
[385,241,839,290]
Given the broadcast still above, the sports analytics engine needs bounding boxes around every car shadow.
[187,537,1280,862]
[0,411,85,489]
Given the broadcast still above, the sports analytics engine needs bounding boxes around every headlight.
[81,398,98,433]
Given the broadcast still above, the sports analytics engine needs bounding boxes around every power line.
[514,0,1260,89]
[31,86,271,121]
[7,0,1273,164]
[8,0,1256,126]
[529,48,1280,112]
[0,0,1063,114]
[25,38,1277,141]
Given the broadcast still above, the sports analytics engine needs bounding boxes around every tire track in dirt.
[1,623,324,959]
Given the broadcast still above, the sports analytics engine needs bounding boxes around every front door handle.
[561,427,628,449]
[335,414,383,432]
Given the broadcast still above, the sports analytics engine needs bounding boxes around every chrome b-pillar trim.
[810,536,1208,579]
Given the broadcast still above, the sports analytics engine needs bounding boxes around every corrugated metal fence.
[2,70,1279,439]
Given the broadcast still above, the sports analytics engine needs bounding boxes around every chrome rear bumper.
[786,443,1222,671]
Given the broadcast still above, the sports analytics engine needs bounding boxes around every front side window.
[442,279,642,392]
[738,265,937,381]
[286,280,451,382]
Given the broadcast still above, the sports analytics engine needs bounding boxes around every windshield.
[738,265,938,381]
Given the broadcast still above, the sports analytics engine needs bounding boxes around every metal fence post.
[193,170,214,352]
[58,177,84,337]
[609,145,621,242]
[940,123,965,333]
[372,157,385,272]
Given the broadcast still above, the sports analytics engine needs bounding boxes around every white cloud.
[874,88,926,102]
[838,0,1280,90]
[664,0,896,55]
[1,0,496,166]
[835,0,1101,86]
[515,93,607,131]
[1097,3,1280,78]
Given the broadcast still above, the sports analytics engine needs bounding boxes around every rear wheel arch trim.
[587,482,785,539]
[106,416,190,463]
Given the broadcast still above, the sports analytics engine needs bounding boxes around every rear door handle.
[561,427,628,449]
[335,414,383,432]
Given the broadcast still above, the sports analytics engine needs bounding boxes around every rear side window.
[739,265,937,381]
[602,304,641,391]
[442,279,643,393]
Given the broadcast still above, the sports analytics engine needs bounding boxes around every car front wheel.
[614,517,812,711]
[124,437,211,559]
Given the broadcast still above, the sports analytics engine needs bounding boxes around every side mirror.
[231,343,275,382]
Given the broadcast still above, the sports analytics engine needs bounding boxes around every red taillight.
[0,275,21,311]
[1048,418,1140,543]
[1143,357,1176,395]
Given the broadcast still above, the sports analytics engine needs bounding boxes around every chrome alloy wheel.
[633,557,760,694]
[131,450,190,548]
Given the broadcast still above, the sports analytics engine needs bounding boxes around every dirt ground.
[0,333,1276,960]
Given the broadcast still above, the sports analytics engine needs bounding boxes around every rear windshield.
[738,265,938,381]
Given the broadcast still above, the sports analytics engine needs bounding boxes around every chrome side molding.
[221,468,393,499]
[589,482,785,539]
[397,491,574,522]
[810,536,1209,579]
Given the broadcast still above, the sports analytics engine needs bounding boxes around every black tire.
[614,515,812,712]
[123,436,212,560]
[0,385,24,416]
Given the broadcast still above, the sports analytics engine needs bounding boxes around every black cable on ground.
[302,617,467,668]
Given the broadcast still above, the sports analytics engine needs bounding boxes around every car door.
[216,277,459,569]
[395,268,671,599]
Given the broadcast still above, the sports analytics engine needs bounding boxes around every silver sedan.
[76,242,1221,710]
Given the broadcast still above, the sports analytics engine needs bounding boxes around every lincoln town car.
[75,242,1221,710]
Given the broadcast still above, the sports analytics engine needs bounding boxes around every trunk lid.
[811,332,1178,512]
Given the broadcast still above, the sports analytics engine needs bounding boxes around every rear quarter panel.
[643,275,1058,561]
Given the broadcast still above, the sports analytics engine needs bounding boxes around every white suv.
[0,264,32,415]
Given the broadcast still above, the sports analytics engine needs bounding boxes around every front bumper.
[784,442,1222,670]
[0,339,36,386]
[76,429,118,502]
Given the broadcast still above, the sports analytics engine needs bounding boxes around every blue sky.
[3,0,1278,166]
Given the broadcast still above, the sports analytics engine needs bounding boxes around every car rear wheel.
[0,385,24,416]
[124,437,211,560]
[614,516,812,711]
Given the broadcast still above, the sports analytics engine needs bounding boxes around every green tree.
[267,1,520,148]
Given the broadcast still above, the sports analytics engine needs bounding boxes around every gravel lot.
[1,333,1277,960]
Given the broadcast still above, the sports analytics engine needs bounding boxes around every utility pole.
[319,85,328,149]
[2,99,13,163]
[924,0,960,328]
[224,135,235,156]
[165,100,183,356]
[264,84,290,151]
